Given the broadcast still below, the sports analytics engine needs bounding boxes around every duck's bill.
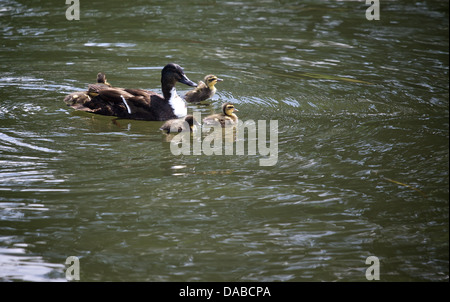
[179,75,198,87]
[216,78,224,82]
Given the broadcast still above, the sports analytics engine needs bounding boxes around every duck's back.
[100,89,179,121]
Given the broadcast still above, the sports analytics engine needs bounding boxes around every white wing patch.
[168,87,187,118]
[120,95,132,114]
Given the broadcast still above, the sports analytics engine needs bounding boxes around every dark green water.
[0,0,448,281]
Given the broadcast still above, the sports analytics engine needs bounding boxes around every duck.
[184,74,223,103]
[64,63,197,121]
[203,102,238,127]
[160,115,200,133]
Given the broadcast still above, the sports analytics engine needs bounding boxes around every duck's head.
[222,102,238,116]
[162,63,197,88]
[204,74,223,89]
[184,115,201,131]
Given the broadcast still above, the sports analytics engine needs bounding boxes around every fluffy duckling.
[88,72,113,97]
[203,102,238,127]
[184,74,223,103]
[96,72,111,87]
[64,72,111,107]
[160,115,200,133]
[63,92,92,111]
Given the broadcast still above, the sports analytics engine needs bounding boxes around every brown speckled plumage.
[184,74,223,103]
[203,102,238,128]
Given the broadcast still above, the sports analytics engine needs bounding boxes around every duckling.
[64,63,197,121]
[64,73,111,107]
[160,115,200,133]
[184,74,223,103]
[63,92,92,111]
[87,72,113,97]
[96,72,111,87]
[203,102,238,127]
[88,72,111,97]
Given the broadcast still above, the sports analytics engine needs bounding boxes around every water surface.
[0,0,448,281]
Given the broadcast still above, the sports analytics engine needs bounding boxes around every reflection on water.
[0,0,448,281]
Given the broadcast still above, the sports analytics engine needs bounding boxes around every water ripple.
[0,132,61,154]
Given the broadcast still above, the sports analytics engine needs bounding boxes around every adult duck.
[184,74,223,103]
[203,102,238,127]
[64,63,197,121]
